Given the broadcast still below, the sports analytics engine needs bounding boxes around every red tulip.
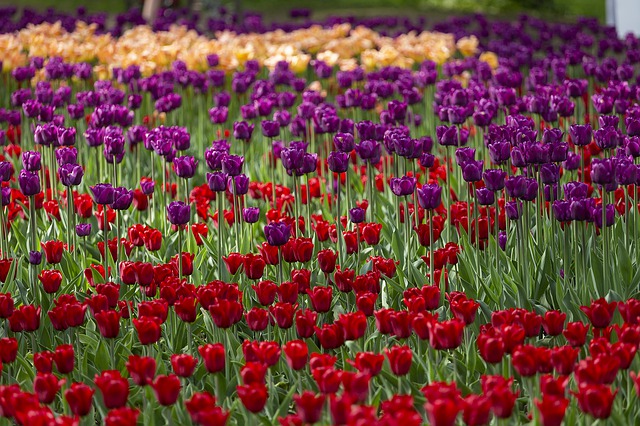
[0,337,18,363]
[450,297,479,325]
[283,340,308,370]
[277,281,299,304]
[550,346,579,376]
[542,310,566,336]
[295,309,317,338]
[308,286,332,313]
[315,323,345,350]
[477,330,505,364]
[94,309,120,338]
[535,395,569,426]
[425,397,460,426]
[245,307,269,331]
[33,373,65,404]
[334,267,354,292]
[385,345,413,376]
[34,351,54,373]
[428,319,465,350]
[152,374,182,406]
[142,228,162,251]
[361,222,382,245]
[257,242,279,265]
[171,252,194,276]
[174,296,198,323]
[389,310,413,339]
[462,394,492,426]
[186,392,229,425]
[9,304,41,332]
[342,371,370,403]
[0,259,14,283]
[317,249,337,273]
[191,223,209,246]
[65,383,94,417]
[312,367,342,394]
[126,355,156,386]
[95,370,129,409]
[270,302,296,329]
[171,354,198,377]
[349,352,385,376]
[243,253,266,280]
[563,321,590,347]
[209,299,243,328]
[619,298,640,325]
[539,374,569,398]
[41,240,64,264]
[337,311,367,341]
[573,383,618,419]
[355,292,377,316]
[370,256,398,278]
[329,393,352,425]
[119,261,137,285]
[135,262,154,286]
[222,253,244,275]
[511,344,538,377]
[580,298,617,329]
[105,407,139,426]
[293,391,325,424]
[481,376,518,419]
[237,383,268,413]
[574,355,620,385]
[291,268,311,294]
[199,343,225,374]
[252,280,277,306]
[53,344,74,374]
[0,292,14,318]
[240,362,268,385]
[38,269,63,293]
[133,317,162,345]
[293,238,314,263]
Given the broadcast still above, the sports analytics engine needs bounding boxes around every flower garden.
[0,5,638,425]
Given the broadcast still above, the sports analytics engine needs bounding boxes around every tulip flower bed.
[0,6,639,426]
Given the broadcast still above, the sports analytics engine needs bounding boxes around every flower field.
[0,5,639,426]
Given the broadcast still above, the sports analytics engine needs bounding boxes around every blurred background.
[0,0,606,21]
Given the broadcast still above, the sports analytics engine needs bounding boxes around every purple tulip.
[22,151,41,172]
[55,147,78,166]
[0,162,12,182]
[590,158,615,185]
[173,156,198,179]
[476,188,495,206]
[1,187,11,206]
[552,200,572,222]
[90,183,115,205]
[233,121,255,141]
[221,155,244,176]
[209,106,228,124]
[167,201,191,225]
[111,187,134,211]
[334,133,355,153]
[29,250,43,266]
[417,184,442,210]
[460,160,483,183]
[261,120,280,138]
[569,124,592,146]
[264,221,291,246]
[58,164,84,187]
[389,176,416,197]
[242,207,260,224]
[18,170,41,196]
[327,151,349,174]
[76,223,92,237]
[141,180,155,195]
[505,201,521,220]
[207,172,228,192]
[349,207,366,224]
[228,174,250,196]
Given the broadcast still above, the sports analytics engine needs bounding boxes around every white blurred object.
[143,0,162,22]
[609,0,640,37]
